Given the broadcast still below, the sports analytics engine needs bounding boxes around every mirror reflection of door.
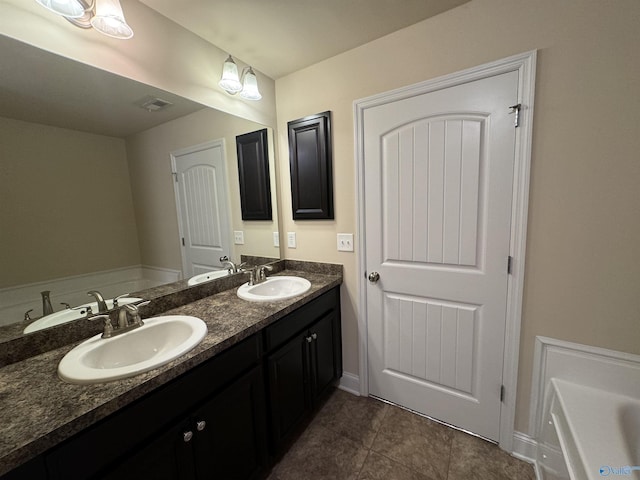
[171,139,232,278]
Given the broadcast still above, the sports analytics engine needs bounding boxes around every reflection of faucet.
[87,290,108,313]
[41,291,54,316]
[219,255,243,274]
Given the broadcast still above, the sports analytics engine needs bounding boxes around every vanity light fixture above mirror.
[219,55,262,101]
[35,0,134,39]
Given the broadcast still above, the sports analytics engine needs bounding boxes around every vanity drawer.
[264,287,339,352]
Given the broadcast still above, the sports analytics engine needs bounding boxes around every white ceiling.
[139,0,471,79]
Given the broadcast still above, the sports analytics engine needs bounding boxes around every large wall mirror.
[0,35,281,341]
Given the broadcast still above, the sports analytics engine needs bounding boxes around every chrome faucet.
[87,290,108,313]
[219,255,243,273]
[88,300,150,339]
[242,264,273,286]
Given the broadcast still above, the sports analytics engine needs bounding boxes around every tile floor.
[268,389,536,480]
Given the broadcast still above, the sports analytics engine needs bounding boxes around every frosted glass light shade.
[219,55,243,94]
[35,0,86,18]
[240,67,262,101]
[90,0,134,39]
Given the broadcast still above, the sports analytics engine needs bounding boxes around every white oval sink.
[24,297,143,334]
[237,276,311,302]
[58,315,207,384]
[187,269,229,286]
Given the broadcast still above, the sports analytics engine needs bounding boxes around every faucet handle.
[87,314,114,338]
[113,293,131,308]
[219,255,229,262]
[124,300,150,326]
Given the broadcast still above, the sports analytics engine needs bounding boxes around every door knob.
[183,431,193,442]
[196,420,206,431]
[368,272,380,284]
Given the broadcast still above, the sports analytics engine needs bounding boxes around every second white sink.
[58,315,207,384]
[237,276,311,302]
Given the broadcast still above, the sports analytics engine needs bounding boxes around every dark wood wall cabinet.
[2,287,342,480]
[287,111,334,220]
[236,129,272,221]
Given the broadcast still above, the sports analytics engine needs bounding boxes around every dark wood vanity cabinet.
[266,288,342,452]
[99,365,267,480]
[1,286,341,480]
[45,334,267,480]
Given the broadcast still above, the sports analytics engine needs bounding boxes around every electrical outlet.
[287,232,297,249]
[273,232,280,247]
[234,231,245,245]
[337,233,354,252]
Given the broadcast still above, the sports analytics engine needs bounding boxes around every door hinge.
[507,255,513,275]
[500,385,506,403]
[181,237,185,246]
[172,172,178,182]
[509,103,522,128]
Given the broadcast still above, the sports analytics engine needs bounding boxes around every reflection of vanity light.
[219,55,262,101]
[35,0,134,40]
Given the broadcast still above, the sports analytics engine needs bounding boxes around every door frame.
[354,50,536,451]
[170,138,232,278]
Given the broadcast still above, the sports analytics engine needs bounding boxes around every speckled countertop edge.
[0,268,342,476]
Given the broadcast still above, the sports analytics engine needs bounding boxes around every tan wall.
[0,116,140,288]
[0,0,276,127]
[275,0,640,434]
[125,108,279,273]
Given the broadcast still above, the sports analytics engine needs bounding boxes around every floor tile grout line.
[444,429,455,480]
[354,448,373,480]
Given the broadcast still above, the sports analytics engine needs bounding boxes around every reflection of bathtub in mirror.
[24,297,143,334]
[187,270,230,286]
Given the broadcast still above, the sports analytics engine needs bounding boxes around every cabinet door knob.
[183,431,193,442]
[196,420,206,431]
[306,336,313,343]
[311,333,317,340]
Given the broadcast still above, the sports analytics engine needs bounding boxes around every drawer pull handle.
[196,420,206,431]
[183,431,193,442]
[311,333,317,340]
[306,336,313,343]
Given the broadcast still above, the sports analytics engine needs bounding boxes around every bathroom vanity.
[0,264,342,480]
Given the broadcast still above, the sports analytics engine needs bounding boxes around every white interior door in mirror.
[172,139,232,278]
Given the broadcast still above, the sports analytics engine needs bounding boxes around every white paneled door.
[365,71,519,440]
[172,139,232,278]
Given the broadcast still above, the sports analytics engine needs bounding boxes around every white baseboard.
[512,431,537,463]
[338,372,360,396]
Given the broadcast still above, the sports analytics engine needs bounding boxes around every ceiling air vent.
[134,95,173,112]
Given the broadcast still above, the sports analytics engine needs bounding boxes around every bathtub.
[539,378,640,480]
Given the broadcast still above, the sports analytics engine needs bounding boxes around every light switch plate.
[337,233,354,252]
[234,231,245,245]
[273,232,280,247]
[287,232,297,249]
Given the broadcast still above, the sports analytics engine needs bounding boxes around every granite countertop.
[0,268,342,476]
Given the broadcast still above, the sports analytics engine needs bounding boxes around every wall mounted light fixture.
[218,55,262,101]
[35,0,134,39]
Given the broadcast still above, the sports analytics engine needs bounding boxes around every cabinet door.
[192,365,267,480]
[99,419,195,480]
[266,330,311,451]
[309,311,341,404]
